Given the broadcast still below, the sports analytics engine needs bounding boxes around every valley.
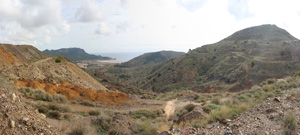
[1,24,300,135]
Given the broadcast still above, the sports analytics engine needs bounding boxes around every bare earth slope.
[0,44,129,103]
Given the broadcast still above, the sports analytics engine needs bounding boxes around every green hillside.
[119,24,300,92]
[43,48,113,62]
[116,51,185,67]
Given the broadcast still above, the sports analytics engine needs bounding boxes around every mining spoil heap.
[14,79,128,103]
[0,43,130,104]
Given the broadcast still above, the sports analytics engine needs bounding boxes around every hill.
[43,48,113,61]
[116,51,185,67]
[122,24,300,92]
[0,44,128,103]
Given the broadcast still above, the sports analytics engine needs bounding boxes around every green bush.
[19,88,68,103]
[91,117,111,134]
[79,112,88,116]
[55,56,63,63]
[131,120,158,135]
[88,110,100,116]
[284,112,297,135]
[211,96,221,105]
[131,110,156,119]
[80,100,96,107]
[184,104,196,112]
[68,123,89,135]
[203,104,220,113]
[47,111,61,119]
[37,106,49,114]
[295,71,300,77]
[64,114,72,121]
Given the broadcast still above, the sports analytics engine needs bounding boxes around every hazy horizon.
[1,0,300,53]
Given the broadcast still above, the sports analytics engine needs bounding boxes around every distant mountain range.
[121,24,300,92]
[43,48,113,61]
[116,51,185,67]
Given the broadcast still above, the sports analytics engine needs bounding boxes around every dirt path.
[33,57,52,64]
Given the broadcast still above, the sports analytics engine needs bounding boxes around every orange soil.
[14,79,129,103]
[0,46,17,65]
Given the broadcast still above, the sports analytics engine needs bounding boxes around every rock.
[225,119,232,123]
[23,117,29,121]
[40,114,46,119]
[274,97,280,102]
[265,131,269,135]
[9,120,15,128]
[12,93,17,101]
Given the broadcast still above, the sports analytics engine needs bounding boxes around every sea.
[95,52,145,63]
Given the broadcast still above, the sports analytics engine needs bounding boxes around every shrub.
[91,117,112,134]
[211,96,222,105]
[131,110,155,119]
[80,100,96,107]
[184,104,196,112]
[37,106,49,114]
[131,120,158,135]
[52,94,68,103]
[88,110,100,116]
[191,118,208,128]
[266,79,276,84]
[47,111,61,119]
[55,56,63,63]
[283,112,297,135]
[34,91,53,102]
[64,114,72,121]
[295,71,300,77]
[79,112,88,116]
[68,123,90,135]
[203,104,220,113]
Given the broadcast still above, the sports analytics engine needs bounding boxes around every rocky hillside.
[0,44,47,68]
[116,51,185,67]
[0,44,129,103]
[0,77,61,134]
[43,48,113,62]
[170,89,300,135]
[126,24,300,92]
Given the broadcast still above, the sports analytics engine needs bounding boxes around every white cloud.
[1,0,300,53]
[228,0,252,20]
[0,0,69,46]
[74,0,105,22]
[95,22,111,35]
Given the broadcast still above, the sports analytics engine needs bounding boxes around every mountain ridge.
[222,24,298,42]
[118,24,300,92]
[43,47,113,61]
[116,50,185,67]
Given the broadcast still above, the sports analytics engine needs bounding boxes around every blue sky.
[0,0,300,53]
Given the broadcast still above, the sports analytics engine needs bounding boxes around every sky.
[0,0,300,53]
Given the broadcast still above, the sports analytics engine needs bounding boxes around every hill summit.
[223,24,297,42]
[123,24,300,92]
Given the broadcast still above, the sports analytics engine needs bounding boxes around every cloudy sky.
[0,0,300,53]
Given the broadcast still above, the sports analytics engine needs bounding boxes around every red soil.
[14,79,129,103]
